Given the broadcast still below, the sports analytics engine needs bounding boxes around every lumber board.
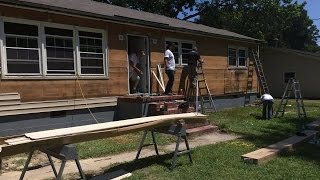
[0,97,117,117]
[25,113,205,140]
[0,113,207,157]
[241,130,317,164]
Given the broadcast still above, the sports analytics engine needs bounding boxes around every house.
[261,47,320,99]
[0,0,260,136]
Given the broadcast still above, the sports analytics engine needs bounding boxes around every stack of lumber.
[0,113,207,157]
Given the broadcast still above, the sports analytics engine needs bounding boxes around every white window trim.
[1,18,42,76]
[0,17,108,79]
[228,46,248,68]
[165,38,196,66]
[76,26,107,77]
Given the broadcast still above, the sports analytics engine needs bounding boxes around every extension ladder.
[244,56,255,106]
[275,78,307,119]
[186,63,216,113]
[251,49,269,94]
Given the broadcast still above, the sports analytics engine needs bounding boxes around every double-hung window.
[79,31,104,75]
[45,27,75,75]
[165,39,195,65]
[4,22,40,74]
[1,19,107,78]
[228,47,247,67]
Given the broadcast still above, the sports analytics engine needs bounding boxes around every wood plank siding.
[0,5,258,102]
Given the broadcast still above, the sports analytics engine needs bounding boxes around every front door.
[127,35,150,94]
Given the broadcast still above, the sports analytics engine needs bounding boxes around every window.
[181,43,193,64]
[45,27,75,74]
[284,72,295,83]
[79,31,104,75]
[4,22,40,74]
[165,39,195,65]
[165,40,179,64]
[1,19,107,78]
[228,48,237,66]
[228,47,247,67]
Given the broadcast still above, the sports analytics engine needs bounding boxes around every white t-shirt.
[164,49,175,70]
[261,94,274,101]
[129,53,139,73]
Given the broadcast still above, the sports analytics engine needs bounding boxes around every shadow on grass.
[85,153,183,179]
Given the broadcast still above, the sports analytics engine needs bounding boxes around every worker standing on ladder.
[187,47,203,88]
[261,93,274,120]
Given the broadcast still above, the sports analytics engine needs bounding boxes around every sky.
[178,0,320,45]
[298,0,320,45]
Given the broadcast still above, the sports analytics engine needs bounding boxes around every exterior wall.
[261,48,320,98]
[0,5,259,102]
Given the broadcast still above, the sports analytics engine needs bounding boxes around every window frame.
[76,27,107,77]
[228,46,248,68]
[0,17,108,79]
[1,19,42,76]
[165,38,196,66]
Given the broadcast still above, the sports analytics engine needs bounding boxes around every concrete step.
[186,125,218,137]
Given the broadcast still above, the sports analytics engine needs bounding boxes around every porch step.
[0,93,21,106]
[186,125,218,137]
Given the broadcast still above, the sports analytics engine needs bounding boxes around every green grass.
[86,99,320,180]
[76,131,176,159]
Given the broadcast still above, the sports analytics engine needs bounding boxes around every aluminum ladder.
[186,63,216,113]
[251,49,269,94]
[275,78,307,119]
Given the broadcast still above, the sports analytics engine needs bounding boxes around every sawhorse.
[135,120,192,170]
[20,144,86,180]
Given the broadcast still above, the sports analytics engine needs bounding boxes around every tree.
[196,0,320,52]
[93,0,197,18]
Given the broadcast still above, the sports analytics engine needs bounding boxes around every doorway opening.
[127,35,150,94]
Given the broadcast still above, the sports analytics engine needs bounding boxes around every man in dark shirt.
[187,47,203,87]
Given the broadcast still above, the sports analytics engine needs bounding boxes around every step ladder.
[275,78,307,134]
[251,49,269,94]
[275,78,307,119]
[186,63,216,113]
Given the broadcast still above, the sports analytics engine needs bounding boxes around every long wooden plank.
[25,113,205,140]
[241,130,317,164]
[0,115,207,157]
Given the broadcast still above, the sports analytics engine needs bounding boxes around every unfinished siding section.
[0,5,259,102]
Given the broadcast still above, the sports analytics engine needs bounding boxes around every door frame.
[126,34,150,94]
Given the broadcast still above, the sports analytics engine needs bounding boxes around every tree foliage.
[94,0,319,52]
[93,0,196,18]
[196,0,319,52]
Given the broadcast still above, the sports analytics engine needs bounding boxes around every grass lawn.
[89,100,320,180]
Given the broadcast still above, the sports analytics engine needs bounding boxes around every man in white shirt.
[261,93,274,120]
[129,50,145,93]
[164,43,175,95]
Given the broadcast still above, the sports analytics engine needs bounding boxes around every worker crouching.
[261,93,274,120]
